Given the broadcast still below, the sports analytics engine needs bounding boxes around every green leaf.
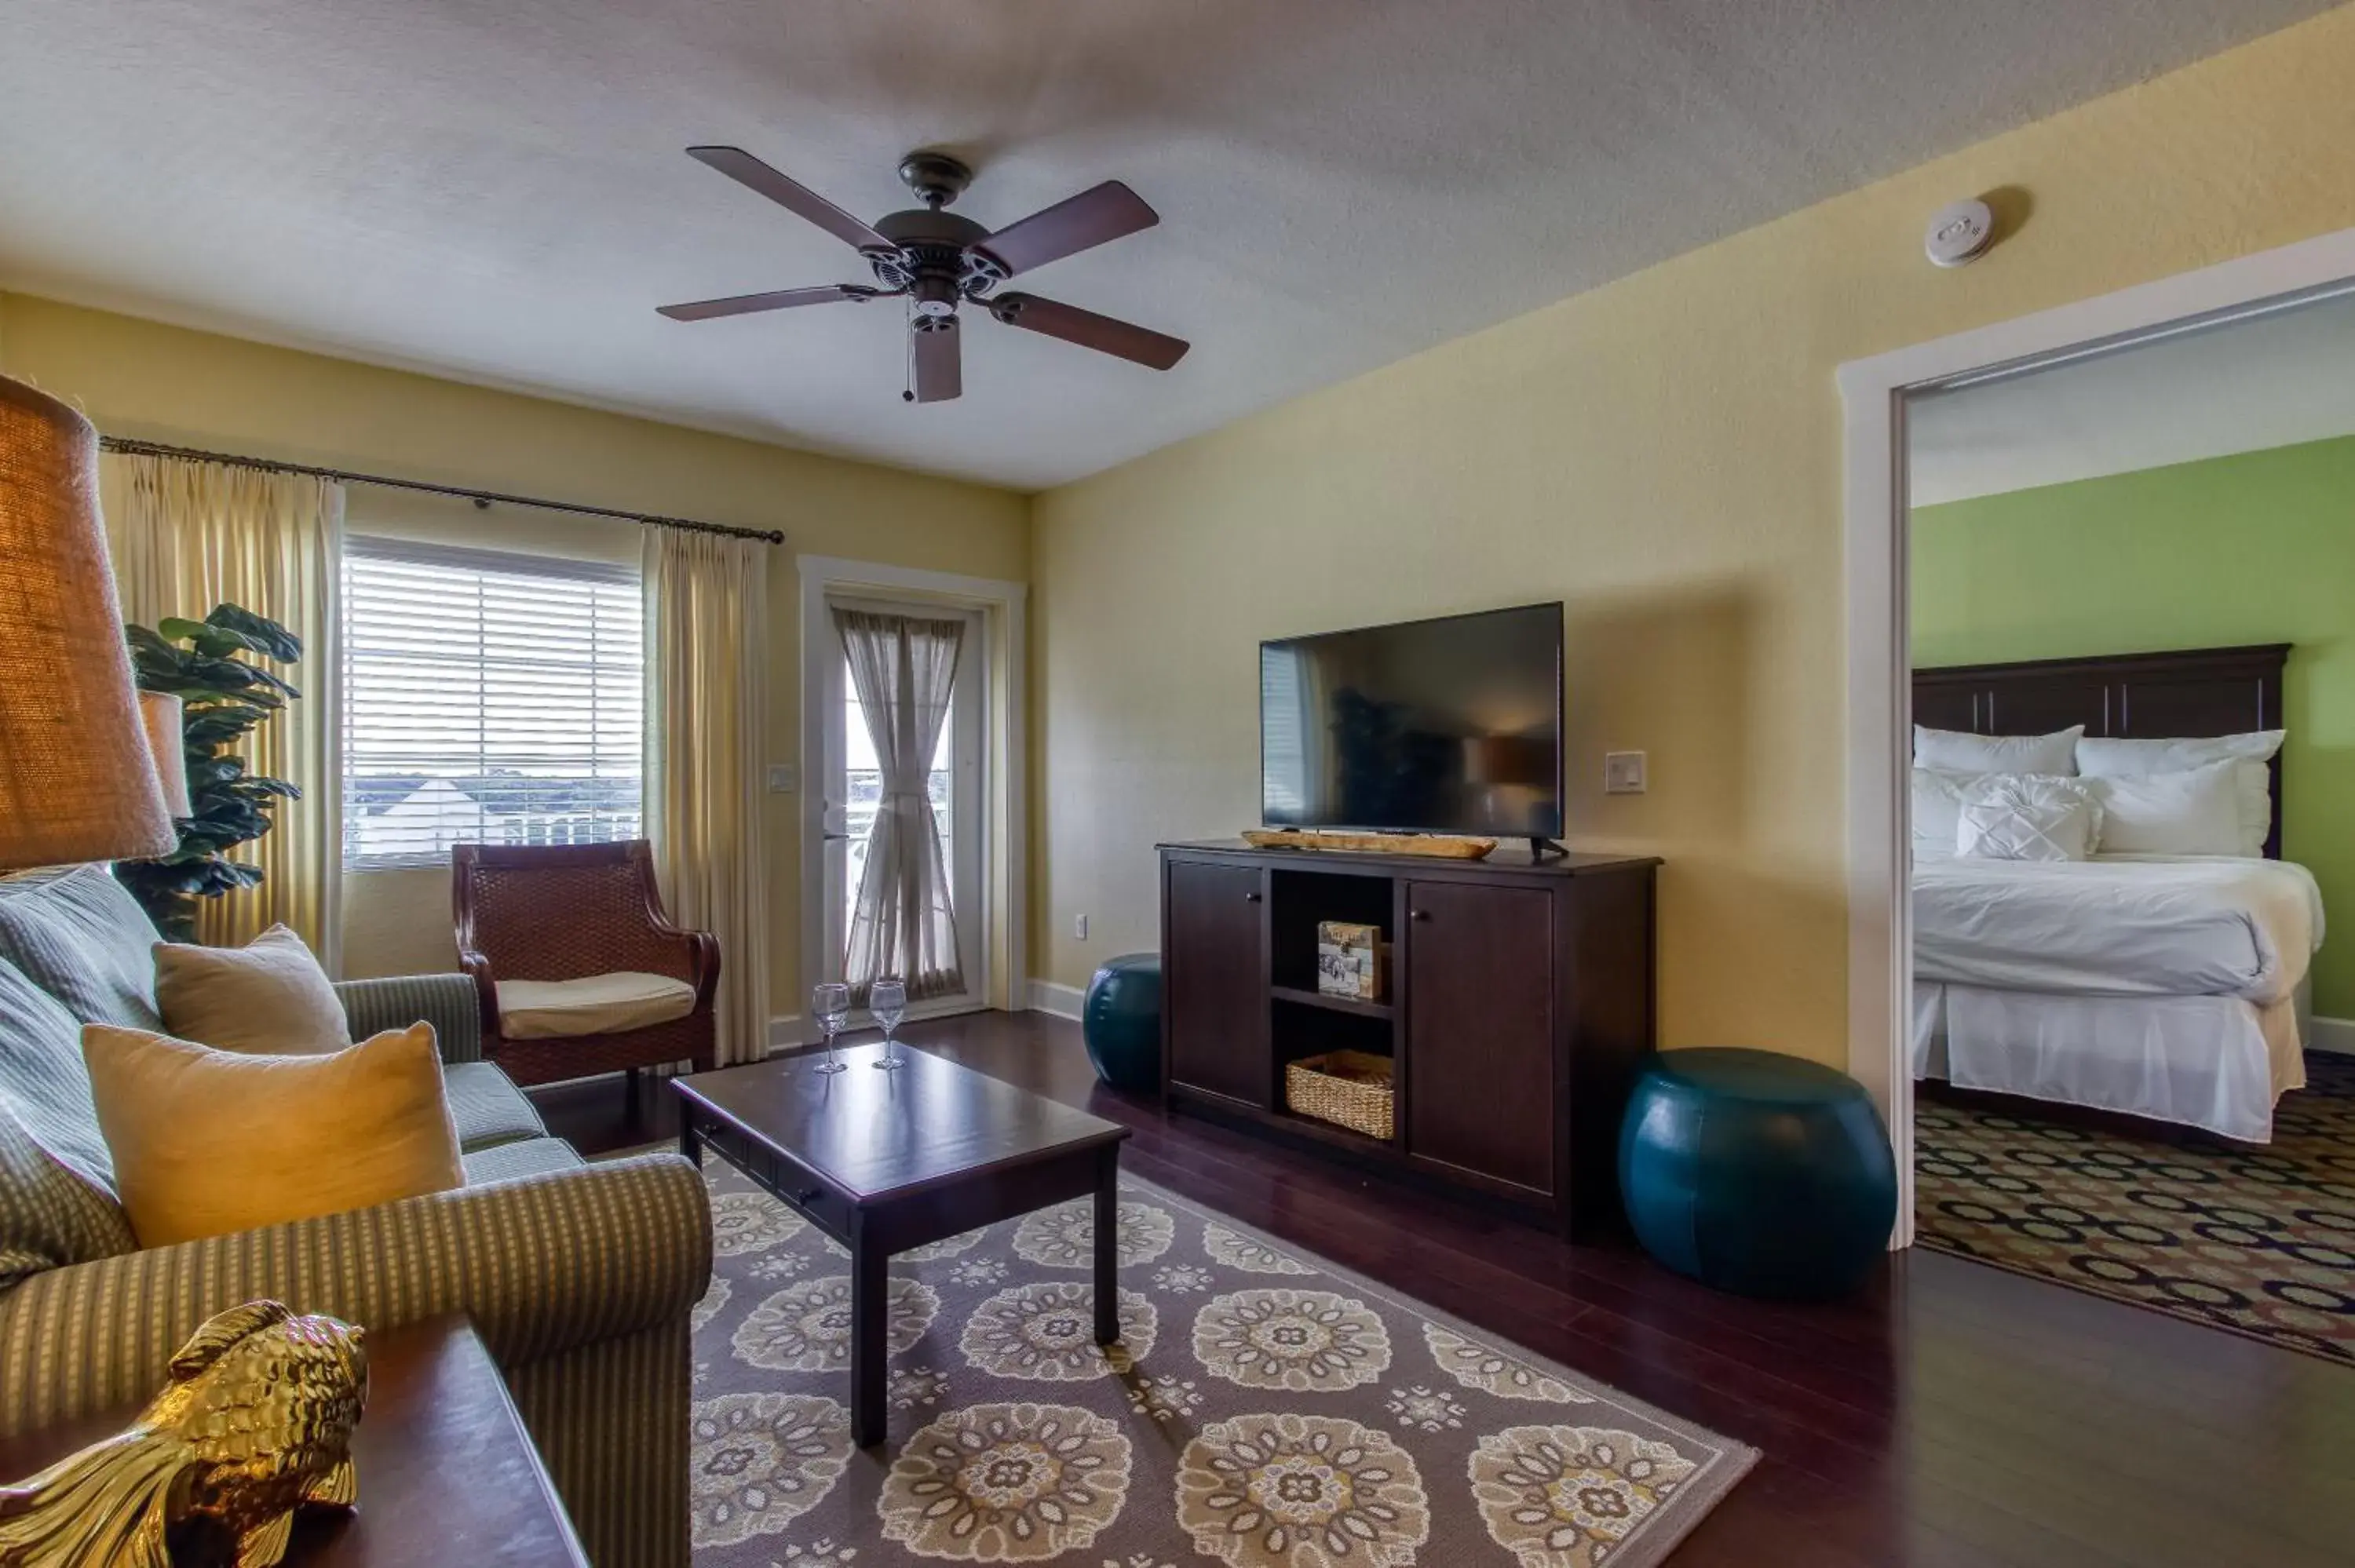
[204,603,301,662]
[184,756,245,789]
[188,624,277,660]
[155,616,211,645]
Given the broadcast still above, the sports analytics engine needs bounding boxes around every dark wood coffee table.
[0,1315,586,1568]
[673,1041,1132,1446]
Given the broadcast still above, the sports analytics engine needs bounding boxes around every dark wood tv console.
[1157,839,1659,1236]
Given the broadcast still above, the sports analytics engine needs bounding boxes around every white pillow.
[2084,758,2244,855]
[1909,768,1977,861]
[1914,724,2082,776]
[1955,775,2100,862]
[2076,731,2281,857]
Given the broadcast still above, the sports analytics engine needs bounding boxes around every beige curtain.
[644,527,771,1067]
[101,453,343,962]
[835,607,965,1004]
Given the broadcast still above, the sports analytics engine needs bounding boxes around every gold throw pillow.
[153,923,352,1055]
[82,1023,463,1247]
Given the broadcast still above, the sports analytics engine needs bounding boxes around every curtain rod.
[97,436,787,545]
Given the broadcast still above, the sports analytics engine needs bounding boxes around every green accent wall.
[1912,432,2355,1017]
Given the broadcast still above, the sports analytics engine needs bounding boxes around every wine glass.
[869,976,908,1070]
[811,982,851,1075]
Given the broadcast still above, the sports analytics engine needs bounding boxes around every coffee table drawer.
[702,1121,853,1238]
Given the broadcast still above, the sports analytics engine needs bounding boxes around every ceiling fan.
[657,146,1189,403]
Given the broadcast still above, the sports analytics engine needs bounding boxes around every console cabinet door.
[1404,880,1556,1197]
[1165,859,1269,1106]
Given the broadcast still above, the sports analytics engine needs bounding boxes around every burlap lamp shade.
[0,374,177,869]
[139,690,193,818]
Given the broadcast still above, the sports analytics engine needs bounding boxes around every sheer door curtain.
[102,452,344,961]
[835,607,965,1004]
[645,526,771,1067]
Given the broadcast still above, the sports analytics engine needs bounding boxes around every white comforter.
[1911,854,2324,1003]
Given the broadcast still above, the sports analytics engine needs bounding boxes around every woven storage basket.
[1285,1049,1396,1140]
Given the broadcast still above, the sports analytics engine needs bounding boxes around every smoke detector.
[1925,199,1995,268]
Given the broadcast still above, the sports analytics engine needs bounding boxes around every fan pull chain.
[901,297,916,403]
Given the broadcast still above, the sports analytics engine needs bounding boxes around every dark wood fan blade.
[685,146,893,253]
[973,181,1158,277]
[987,292,1188,370]
[912,321,962,403]
[657,285,871,321]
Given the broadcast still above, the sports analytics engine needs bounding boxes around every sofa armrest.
[0,1153,710,1436]
[336,972,485,1063]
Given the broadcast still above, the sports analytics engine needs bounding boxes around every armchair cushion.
[495,971,697,1040]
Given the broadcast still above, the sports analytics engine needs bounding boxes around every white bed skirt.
[1912,982,2307,1143]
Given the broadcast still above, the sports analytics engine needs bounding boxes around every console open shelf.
[1269,984,1393,1020]
[1159,838,1660,1237]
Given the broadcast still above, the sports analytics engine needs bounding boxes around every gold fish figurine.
[0,1300,367,1568]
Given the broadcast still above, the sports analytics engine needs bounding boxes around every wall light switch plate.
[1604,751,1648,795]
[767,764,796,793]
[1074,913,1089,941]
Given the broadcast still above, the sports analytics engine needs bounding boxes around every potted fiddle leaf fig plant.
[113,604,302,940]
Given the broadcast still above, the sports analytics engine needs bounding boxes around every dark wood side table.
[0,1315,586,1568]
[674,1041,1132,1447]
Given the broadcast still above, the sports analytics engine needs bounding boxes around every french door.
[814,597,987,1016]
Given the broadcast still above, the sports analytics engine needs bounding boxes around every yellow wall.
[0,293,1028,1026]
[1030,5,2355,1063]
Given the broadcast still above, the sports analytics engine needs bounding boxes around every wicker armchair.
[454,841,719,1092]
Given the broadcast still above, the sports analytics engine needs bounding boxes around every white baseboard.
[2312,1016,2355,1056]
[1028,979,1085,1021]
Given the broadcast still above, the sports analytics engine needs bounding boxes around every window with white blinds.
[341,537,643,870]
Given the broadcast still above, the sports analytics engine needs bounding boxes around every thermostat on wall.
[1925,199,1995,268]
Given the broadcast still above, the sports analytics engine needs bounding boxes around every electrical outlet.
[1074,913,1089,941]
[1604,751,1648,795]
[766,764,796,793]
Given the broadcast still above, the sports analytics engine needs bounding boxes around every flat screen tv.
[1260,602,1564,843]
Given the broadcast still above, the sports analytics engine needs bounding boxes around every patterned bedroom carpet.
[685,1161,1755,1566]
[1916,1051,2355,1364]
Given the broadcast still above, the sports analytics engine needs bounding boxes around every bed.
[1910,644,2324,1142]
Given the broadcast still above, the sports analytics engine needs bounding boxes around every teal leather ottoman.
[1619,1047,1897,1300]
[1083,952,1162,1093]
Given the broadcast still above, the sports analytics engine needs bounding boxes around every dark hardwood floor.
[531,1011,2355,1568]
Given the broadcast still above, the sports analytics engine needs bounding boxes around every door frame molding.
[795,555,1028,1041]
[1838,222,2355,1247]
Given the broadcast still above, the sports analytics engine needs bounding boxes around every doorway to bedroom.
[1901,286,2355,1363]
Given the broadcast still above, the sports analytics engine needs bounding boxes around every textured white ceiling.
[0,1,2335,490]
[1908,288,2355,505]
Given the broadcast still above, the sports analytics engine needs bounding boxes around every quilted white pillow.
[1914,724,2083,776]
[1955,775,2100,862]
[2076,731,2281,857]
[1909,768,1978,861]
[2084,758,2244,856]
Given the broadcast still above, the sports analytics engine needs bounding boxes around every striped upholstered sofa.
[0,865,711,1568]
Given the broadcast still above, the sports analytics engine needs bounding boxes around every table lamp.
[0,374,177,869]
[138,691,192,818]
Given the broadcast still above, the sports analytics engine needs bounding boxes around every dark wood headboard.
[1912,644,2290,859]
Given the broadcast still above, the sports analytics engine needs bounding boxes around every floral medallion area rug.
[686,1162,1756,1568]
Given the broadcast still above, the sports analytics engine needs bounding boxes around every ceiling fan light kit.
[660,145,1188,403]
